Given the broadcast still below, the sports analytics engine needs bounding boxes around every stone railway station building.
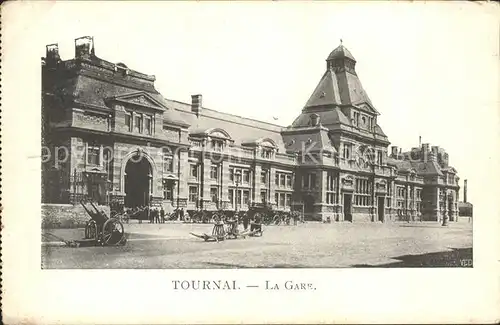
[42,36,460,222]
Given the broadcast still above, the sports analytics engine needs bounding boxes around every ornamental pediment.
[107,91,166,111]
[356,103,379,115]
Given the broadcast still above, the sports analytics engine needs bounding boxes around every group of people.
[124,204,186,224]
[124,205,165,224]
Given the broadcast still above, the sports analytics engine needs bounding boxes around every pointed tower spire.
[302,41,374,110]
[326,41,356,72]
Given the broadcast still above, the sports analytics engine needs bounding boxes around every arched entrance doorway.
[124,155,152,208]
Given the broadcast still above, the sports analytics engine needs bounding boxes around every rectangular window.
[87,146,100,165]
[286,193,292,207]
[163,152,173,173]
[280,174,286,187]
[260,190,267,204]
[103,148,112,177]
[125,112,132,131]
[310,173,316,189]
[275,173,279,186]
[210,187,218,203]
[210,165,218,180]
[261,170,268,184]
[303,174,309,188]
[243,190,249,206]
[343,143,351,159]
[228,189,234,206]
[144,116,152,135]
[188,186,198,202]
[377,151,383,165]
[261,149,272,159]
[286,174,292,188]
[134,115,143,133]
[164,185,173,201]
[275,192,279,205]
[279,193,285,207]
[243,170,250,183]
[229,168,234,181]
[211,139,224,151]
[190,164,198,179]
[326,171,336,204]
[236,190,242,206]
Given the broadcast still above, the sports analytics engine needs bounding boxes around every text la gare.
[265,280,316,291]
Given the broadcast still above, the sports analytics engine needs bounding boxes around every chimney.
[191,94,202,116]
[422,143,430,162]
[428,151,437,163]
[464,179,468,203]
[45,44,61,65]
[431,146,440,165]
[391,146,398,158]
[75,36,94,59]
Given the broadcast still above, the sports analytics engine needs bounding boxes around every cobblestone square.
[42,221,473,268]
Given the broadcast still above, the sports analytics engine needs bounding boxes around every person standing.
[154,207,160,224]
[160,207,165,223]
[242,212,250,231]
[147,205,152,224]
[180,208,185,222]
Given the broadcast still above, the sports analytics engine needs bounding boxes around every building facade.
[42,36,460,222]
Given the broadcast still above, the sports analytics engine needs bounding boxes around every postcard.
[2,1,499,324]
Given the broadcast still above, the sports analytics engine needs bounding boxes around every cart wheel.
[85,220,97,239]
[102,218,125,245]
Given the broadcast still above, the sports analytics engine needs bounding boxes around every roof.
[63,73,190,127]
[327,44,356,62]
[304,70,342,107]
[343,72,374,107]
[304,50,373,109]
[291,107,349,128]
[281,127,337,154]
[386,157,444,176]
[166,99,288,152]
[49,56,289,151]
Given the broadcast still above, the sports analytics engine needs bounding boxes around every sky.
[5,1,499,207]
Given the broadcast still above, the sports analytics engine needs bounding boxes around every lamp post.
[235,170,242,213]
[106,179,113,207]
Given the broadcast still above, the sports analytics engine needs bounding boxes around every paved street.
[42,221,473,268]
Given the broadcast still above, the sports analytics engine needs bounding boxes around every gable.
[108,91,166,111]
[356,103,379,115]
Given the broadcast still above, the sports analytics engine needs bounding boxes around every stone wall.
[41,203,110,229]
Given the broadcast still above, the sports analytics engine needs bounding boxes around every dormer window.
[353,111,359,126]
[342,143,352,159]
[377,151,383,165]
[144,116,152,135]
[134,114,142,133]
[162,148,173,173]
[211,139,224,151]
[125,112,132,131]
[261,148,273,159]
